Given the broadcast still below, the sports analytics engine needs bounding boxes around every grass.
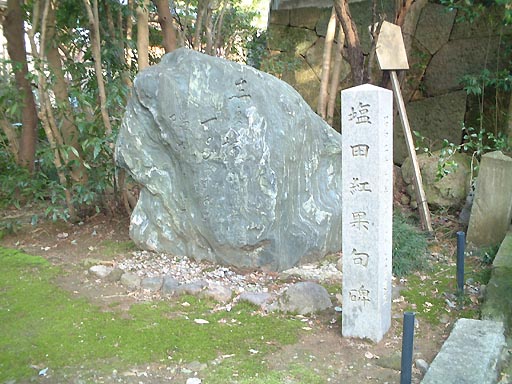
[401,258,483,325]
[392,212,430,277]
[0,247,304,382]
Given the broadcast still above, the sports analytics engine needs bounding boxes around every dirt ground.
[1,208,455,384]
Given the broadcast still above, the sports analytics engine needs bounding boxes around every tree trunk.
[334,0,364,85]
[83,0,113,135]
[193,0,208,51]
[46,0,87,183]
[204,4,214,55]
[507,93,512,148]
[2,0,38,172]
[153,0,177,53]
[317,7,337,120]
[136,0,150,70]
[214,1,228,56]
[327,27,345,127]
[29,0,77,221]
[0,117,20,163]
[126,0,134,69]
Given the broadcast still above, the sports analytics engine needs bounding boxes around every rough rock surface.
[275,281,332,315]
[401,150,473,209]
[116,48,342,271]
[393,91,466,164]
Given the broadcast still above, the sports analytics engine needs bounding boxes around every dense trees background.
[0,0,510,222]
[0,0,264,221]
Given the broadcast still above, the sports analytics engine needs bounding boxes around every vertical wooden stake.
[390,70,433,233]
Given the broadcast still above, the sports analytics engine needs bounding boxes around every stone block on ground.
[421,318,505,384]
[277,281,332,315]
[115,48,342,271]
[141,276,163,291]
[238,292,273,308]
[202,283,233,303]
[401,150,473,209]
[481,231,512,330]
[89,265,113,278]
[176,281,208,296]
[120,272,141,289]
[467,151,512,248]
[162,276,180,295]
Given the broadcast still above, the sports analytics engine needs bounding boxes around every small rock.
[238,292,272,307]
[89,265,113,278]
[415,358,429,374]
[336,257,343,272]
[186,378,202,384]
[120,272,141,289]
[439,314,451,324]
[400,194,411,206]
[202,283,232,303]
[141,276,164,291]
[277,281,332,315]
[106,268,124,282]
[162,276,180,295]
[176,280,208,295]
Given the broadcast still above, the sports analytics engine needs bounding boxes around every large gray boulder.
[116,48,342,271]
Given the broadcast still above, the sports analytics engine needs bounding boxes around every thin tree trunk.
[46,0,87,183]
[507,93,512,148]
[395,0,414,27]
[29,0,77,221]
[317,6,337,120]
[83,0,113,135]
[334,0,364,85]
[153,0,177,53]
[327,27,345,127]
[2,0,38,172]
[213,1,227,55]
[193,0,208,51]
[0,117,20,163]
[126,0,134,69]
[136,0,150,70]
[204,4,214,55]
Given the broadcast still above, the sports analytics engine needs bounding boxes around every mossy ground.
[0,247,306,382]
[400,256,486,325]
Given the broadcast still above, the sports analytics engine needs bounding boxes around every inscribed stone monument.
[115,48,343,271]
[467,151,512,247]
[341,84,393,342]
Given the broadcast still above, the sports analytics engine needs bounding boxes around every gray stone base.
[421,318,505,384]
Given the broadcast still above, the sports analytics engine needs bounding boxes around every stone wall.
[267,0,512,164]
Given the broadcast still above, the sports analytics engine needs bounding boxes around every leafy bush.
[392,212,430,277]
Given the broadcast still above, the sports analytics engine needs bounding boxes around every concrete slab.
[421,318,505,384]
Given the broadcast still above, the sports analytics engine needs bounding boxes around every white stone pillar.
[341,84,393,342]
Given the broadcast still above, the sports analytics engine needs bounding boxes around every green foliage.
[414,124,511,181]
[392,213,429,277]
[476,244,500,266]
[0,247,304,382]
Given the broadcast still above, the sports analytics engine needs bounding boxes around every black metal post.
[456,231,466,295]
[400,311,415,384]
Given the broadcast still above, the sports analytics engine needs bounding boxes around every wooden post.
[390,71,433,232]
[375,21,433,233]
